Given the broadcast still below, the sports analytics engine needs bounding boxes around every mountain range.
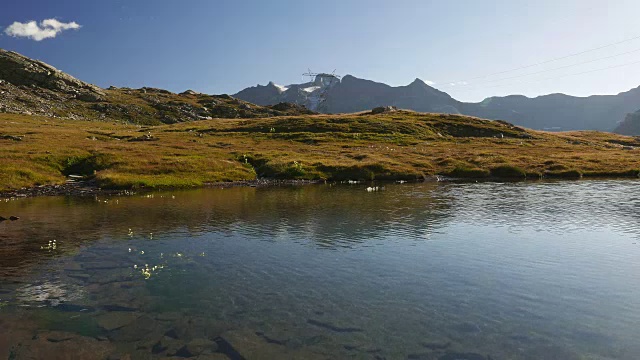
[235,74,640,135]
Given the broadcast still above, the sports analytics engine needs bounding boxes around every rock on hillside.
[0,48,314,124]
[268,102,316,115]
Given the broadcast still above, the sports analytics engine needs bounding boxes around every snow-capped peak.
[247,74,342,111]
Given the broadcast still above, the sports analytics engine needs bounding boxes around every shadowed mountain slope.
[615,109,640,135]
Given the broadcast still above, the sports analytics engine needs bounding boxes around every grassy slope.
[1,111,639,191]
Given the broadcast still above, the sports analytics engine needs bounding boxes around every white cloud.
[4,19,81,41]
[425,80,436,86]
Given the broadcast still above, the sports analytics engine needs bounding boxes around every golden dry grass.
[1,111,638,191]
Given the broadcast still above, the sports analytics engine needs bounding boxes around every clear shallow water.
[1,181,639,359]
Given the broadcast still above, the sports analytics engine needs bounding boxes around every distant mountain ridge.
[235,74,640,133]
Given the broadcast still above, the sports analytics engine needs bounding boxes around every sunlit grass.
[1,111,639,191]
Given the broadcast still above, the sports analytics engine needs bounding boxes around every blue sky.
[1,0,639,102]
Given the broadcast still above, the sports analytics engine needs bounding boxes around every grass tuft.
[62,153,114,177]
[490,165,527,179]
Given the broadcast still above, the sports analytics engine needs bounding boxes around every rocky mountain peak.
[0,48,105,101]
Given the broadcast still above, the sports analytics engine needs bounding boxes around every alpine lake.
[1,180,639,360]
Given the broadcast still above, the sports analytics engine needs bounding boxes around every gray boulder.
[371,105,398,114]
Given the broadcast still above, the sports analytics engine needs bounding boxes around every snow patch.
[273,84,288,93]
[302,86,321,93]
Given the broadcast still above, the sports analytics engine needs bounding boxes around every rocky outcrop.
[371,105,398,114]
[614,110,640,135]
[268,102,316,115]
[0,49,105,101]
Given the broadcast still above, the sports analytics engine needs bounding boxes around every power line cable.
[440,47,640,87]
[453,58,640,92]
[438,34,640,85]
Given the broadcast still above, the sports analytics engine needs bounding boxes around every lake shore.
[4,175,640,201]
[0,178,326,200]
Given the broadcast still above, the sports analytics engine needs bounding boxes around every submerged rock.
[8,331,115,360]
[51,302,95,312]
[110,315,165,342]
[151,335,183,355]
[307,319,363,333]
[102,304,138,312]
[96,311,139,331]
[216,329,331,360]
[184,338,218,356]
